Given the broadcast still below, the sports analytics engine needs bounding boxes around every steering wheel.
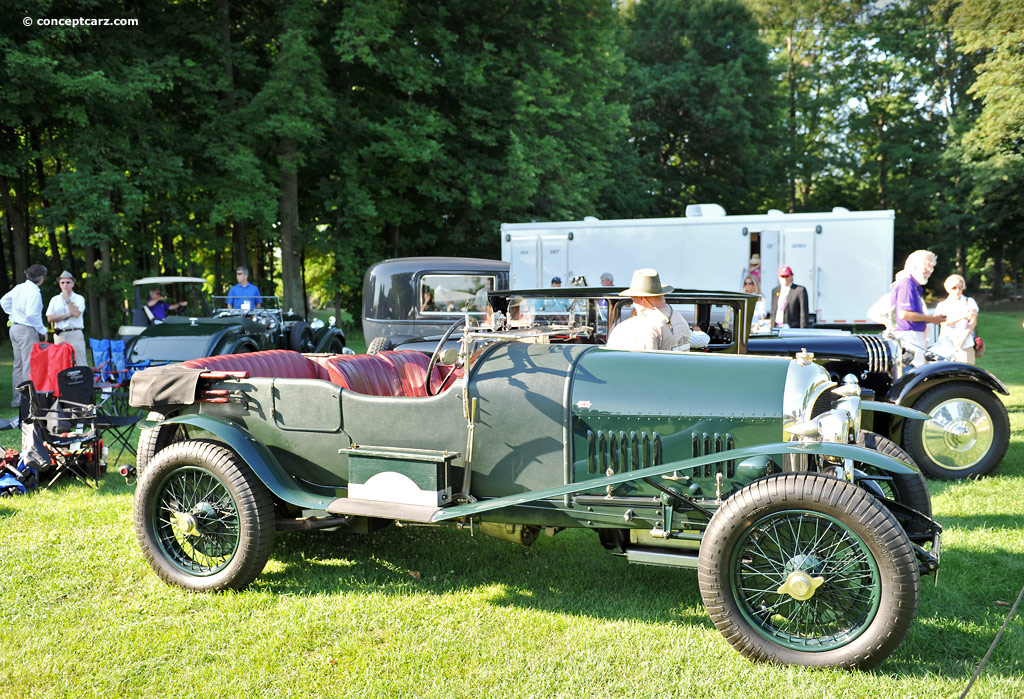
[425,317,466,396]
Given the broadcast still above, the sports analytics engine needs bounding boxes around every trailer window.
[419,275,496,315]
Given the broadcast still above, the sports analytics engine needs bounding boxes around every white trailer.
[499,205,895,327]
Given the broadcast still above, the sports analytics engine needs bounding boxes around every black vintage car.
[362,257,509,347]
[122,277,347,364]
[747,328,1009,480]
[368,285,1009,481]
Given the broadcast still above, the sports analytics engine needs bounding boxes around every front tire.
[903,381,1009,479]
[134,440,275,591]
[288,322,316,353]
[698,472,920,669]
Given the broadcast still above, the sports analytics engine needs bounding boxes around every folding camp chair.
[16,380,102,488]
[91,338,156,416]
[29,342,75,395]
[58,366,142,468]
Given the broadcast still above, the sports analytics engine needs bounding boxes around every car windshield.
[137,282,214,317]
[211,295,282,313]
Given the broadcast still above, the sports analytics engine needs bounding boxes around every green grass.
[1,313,1023,698]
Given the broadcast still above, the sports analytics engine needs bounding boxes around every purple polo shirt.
[891,275,925,332]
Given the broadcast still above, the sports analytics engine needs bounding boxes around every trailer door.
[782,228,817,313]
[759,230,780,286]
[539,236,569,288]
[509,239,538,289]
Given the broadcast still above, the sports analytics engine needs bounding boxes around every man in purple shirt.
[891,250,946,365]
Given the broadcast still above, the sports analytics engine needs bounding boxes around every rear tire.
[698,472,920,669]
[855,430,931,518]
[134,440,275,591]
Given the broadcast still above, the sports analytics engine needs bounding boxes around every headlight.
[784,374,862,445]
[782,352,835,436]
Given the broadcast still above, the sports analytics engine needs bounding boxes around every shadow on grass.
[249,519,1024,681]
[259,525,708,629]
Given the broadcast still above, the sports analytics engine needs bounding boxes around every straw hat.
[618,268,674,297]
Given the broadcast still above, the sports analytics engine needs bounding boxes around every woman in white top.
[743,275,768,331]
[935,274,979,364]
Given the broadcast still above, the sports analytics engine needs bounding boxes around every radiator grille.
[857,334,892,374]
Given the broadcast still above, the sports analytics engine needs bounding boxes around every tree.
[616,0,782,216]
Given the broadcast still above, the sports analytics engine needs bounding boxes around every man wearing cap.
[1,264,48,407]
[770,266,810,329]
[46,271,88,366]
[607,268,695,351]
[227,266,262,310]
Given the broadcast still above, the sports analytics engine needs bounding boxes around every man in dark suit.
[769,265,810,328]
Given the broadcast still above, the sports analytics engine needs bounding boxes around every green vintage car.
[129,312,940,670]
[122,277,347,364]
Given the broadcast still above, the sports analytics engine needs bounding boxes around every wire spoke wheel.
[732,510,880,651]
[134,440,275,591]
[699,473,920,669]
[154,466,241,575]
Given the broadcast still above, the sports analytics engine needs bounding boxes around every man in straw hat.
[46,270,88,366]
[607,268,697,351]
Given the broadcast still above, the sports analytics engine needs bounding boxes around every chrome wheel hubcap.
[921,398,993,470]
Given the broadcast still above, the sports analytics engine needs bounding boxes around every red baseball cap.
[778,265,793,277]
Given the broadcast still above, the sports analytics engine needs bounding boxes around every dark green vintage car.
[130,308,941,670]
[122,277,347,364]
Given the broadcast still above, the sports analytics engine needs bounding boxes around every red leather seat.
[322,354,403,397]
[377,350,434,397]
[182,350,329,380]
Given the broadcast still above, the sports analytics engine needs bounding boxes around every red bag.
[974,336,985,359]
[29,342,75,395]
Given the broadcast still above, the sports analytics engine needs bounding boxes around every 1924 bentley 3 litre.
[130,294,941,670]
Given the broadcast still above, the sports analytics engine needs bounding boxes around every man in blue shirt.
[227,266,262,310]
[891,250,946,366]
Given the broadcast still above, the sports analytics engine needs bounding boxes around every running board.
[624,547,700,570]
[325,498,442,523]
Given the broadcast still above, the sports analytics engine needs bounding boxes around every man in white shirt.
[1,264,48,407]
[607,268,693,351]
[46,270,87,366]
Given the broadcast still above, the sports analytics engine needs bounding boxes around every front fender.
[161,414,332,511]
[313,327,346,352]
[431,440,916,522]
[888,361,1009,406]
[862,400,930,421]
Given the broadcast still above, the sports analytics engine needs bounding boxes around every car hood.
[127,318,245,363]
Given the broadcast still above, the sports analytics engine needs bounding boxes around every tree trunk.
[991,250,1004,299]
[278,136,303,314]
[85,246,101,339]
[99,240,113,337]
[0,174,30,279]
[161,231,177,275]
[385,222,399,257]
[33,151,63,274]
[232,221,248,272]
[61,222,76,278]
